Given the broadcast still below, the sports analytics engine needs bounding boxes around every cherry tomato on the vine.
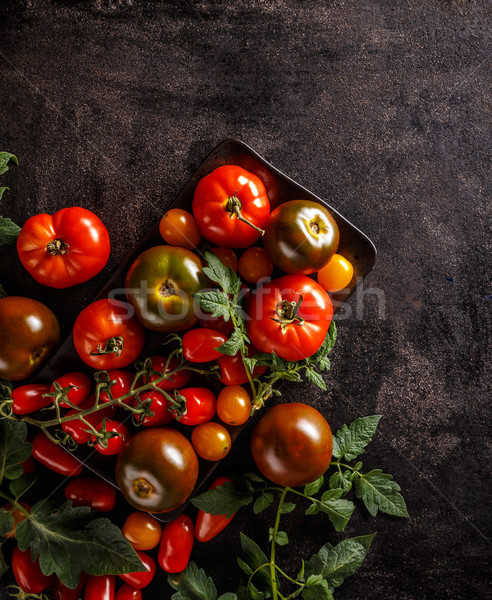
[1,502,30,538]
[139,356,191,391]
[84,574,115,600]
[170,387,216,425]
[317,253,354,292]
[195,476,236,542]
[118,550,155,589]
[11,384,51,415]
[158,514,194,573]
[115,584,142,600]
[159,208,201,249]
[216,386,251,425]
[50,372,91,408]
[217,345,267,386]
[12,546,55,594]
[17,207,110,288]
[210,246,238,272]
[191,422,231,461]
[91,419,130,455]
[133,390,173,427]
[238,247,273,284]
[64,477,116,511]
[99,370,136,405]
[32,432,83,476]
[62,394,116,444]
[122,512,162,551]
[182,328,227,363]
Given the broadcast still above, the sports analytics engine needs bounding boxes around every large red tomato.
[247,275,332,361]
[16,207,110,288]
[192,165,270,248]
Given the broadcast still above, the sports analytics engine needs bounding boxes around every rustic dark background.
[0,1,491,599]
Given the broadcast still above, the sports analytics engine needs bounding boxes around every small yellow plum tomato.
[216,386,251,426]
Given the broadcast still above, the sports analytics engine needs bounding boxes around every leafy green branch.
[0,152,21,245]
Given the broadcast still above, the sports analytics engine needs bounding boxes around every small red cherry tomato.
[32,432,83,476]
[217,346,267,386]
[139,356,191,391]
[195,476,236,542]
[64,477,116,512]
[133,390,173,427]
[118,550,155,589]
[99,370,135,405]
[170,387,216,425]
[159,208,201,249]
[62,395,116,444]
[53,573,87,600]
[50,372,91,408]
[158,514,194,573]
[84,574,115,600]
[238,247,274,284]
[217,385,251,426]
[73,299,145,370]
[191,422,231,461]
[11,384,51,415]
[12,546,55,594]
[122,512,162,551]
[1,502,30,538]
[210,247,238,272]
[91,420,130,455]
[182,328,228,363]
[115,584,142,600]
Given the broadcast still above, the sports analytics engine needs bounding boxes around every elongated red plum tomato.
[73,299,145,369]
[170,387,216,425]
[247,275,333,361]
[195,476,236,542]
[158,514,194,573]
[118,550,155,589]
[0,296,60,381]
[16,207,110,288]
[115,427,199,513]
[11,384,51,415]
[125,246,209,333]
[84,574,115,600]
[317,254,354,292]
[138,356,191,391]
[64,477,116,511]
[263,200,339,275]
[122,512,162,551]
[49,372,91,409]
[53,573,87,600]
[182,328,227,362]
[62,394,116,444]
[32,431,83,476]
[91,419,130,455]
[192,165,270,248]
[159,208,201,249]
[251,403,333,487]
[12,546,55,594]
[217,345,267,385]
[115,584,142,600]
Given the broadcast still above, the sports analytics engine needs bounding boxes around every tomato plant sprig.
[0,152,21,246]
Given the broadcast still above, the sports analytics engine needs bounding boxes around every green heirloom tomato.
[125,245,209,333]
[262,200,340,274]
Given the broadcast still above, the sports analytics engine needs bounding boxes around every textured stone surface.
[0,1,490,598]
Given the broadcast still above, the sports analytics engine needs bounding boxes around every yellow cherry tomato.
[217,386,251,426]
[122,511,162,550]
[191,422,231,461]
[317,254,354,292]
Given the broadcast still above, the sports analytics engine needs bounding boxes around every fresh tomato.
[12,546,55,594]
[159,208,201,249]
[263,200,339,274]
[195,476,236,542]
[138,356,191,392]
[118,551,155,589]
[53,573,87,600]
[73,299,145,370]
[133,390,173,427]
[64,477,116,511]
[217,385,251,426]
[236,154,280,208]
[251,403,333,487]
[210,247,238,272]
[247,275,333,361]
[122,512,162,551]
[191,422,231,461]
[125,245,209,333]
[92,420,130,455]
[170,387,216,425]
[115,428,199,513]
[158,514,194,573]
[0,296,60,381]
[115,584,142,600]
[198,312,234,336]
[62,394,116,444]
[17,207,110,288]
[1,502,30,538]
[182,328,228,363]
[99,370,136,405]
[32,432,83,476]
[84,574,115,600]
[11,384,51,415]
[317,254,354,292]
[238,247,273,284]
[192,165,270,248]
[217,345,267,386]
[49,372,91,409]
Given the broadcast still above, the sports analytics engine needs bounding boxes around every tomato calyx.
[167,391,187,421]
[46,238,70,255]
[90,336,124,357]
[271,294,305,328]
[133,477,154,499]
[43,382,84,410]
[226,192,265,236]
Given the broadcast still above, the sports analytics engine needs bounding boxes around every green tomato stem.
[270,487,288,600]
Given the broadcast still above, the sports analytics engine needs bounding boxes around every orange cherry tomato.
[216,386,251,426]
[238,247,273,284]
[159,209,201,250]
[122,512,162,551]
[1,502,30,538]
[191,422,231,461]
[317,254,354,292]
[210,247,238,272]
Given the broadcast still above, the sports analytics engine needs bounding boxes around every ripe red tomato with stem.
[138,356,191,391]
[49,372,91,409]
[191,422,231,461]
[84,574,115,600]
[16,207,110,288]
[182,328,228,362]
[73,299,145,370]
[62,394,116,444]
[195,476,236,542]
[118,550,155,589]
[158,514,194,573]
[32,432,83,476]
[192,165,270,248]
[12,546,55,594]
[169,387,216,425]
[133,390,173,427]
[217,345,267,386]
[247,275,333,361]
[64,477,116,511]
[11,384,51,415]
[122,512,162,551]
[91,419,130,455]
[115,584,142,600]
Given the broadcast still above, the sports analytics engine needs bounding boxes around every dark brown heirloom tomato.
[125,245,209,333]
[115,428,199,513]
[263,200,339,275]
[250,403,333,487]
[0,296,60,381]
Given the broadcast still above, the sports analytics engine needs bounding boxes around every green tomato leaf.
[0,284,7,298]
[9,473,37,500]
[0,508,14,536]
[194,290,231,320]
[0,420,32,483]
[237,557,253,576]
[348,533,376,554]
[354,469,409,517]
[277,370,303,382]
[191,481,253,518]
[169,561,218,600]
[318,356,331,372]
[329,471,352,494]
[0,152,18,175]
[274,530,289,546]
[253,351,285,371]
[279,502,296,514]
[319,495,355,531]
[240,533,271,591]
[0,216,21,245]
[243,357,257,372]
[0,187,9,202]
[304,476,324,497]
[218,595,238,600]
[253,492,274,515]
[304,368,326,391]
[305,503,320,516]
[15,501,144,589]
[203,251,240,295]
[217,329,245,356]
[310,322,337,363]
[332,415,382,461]
[302,577,334,600]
